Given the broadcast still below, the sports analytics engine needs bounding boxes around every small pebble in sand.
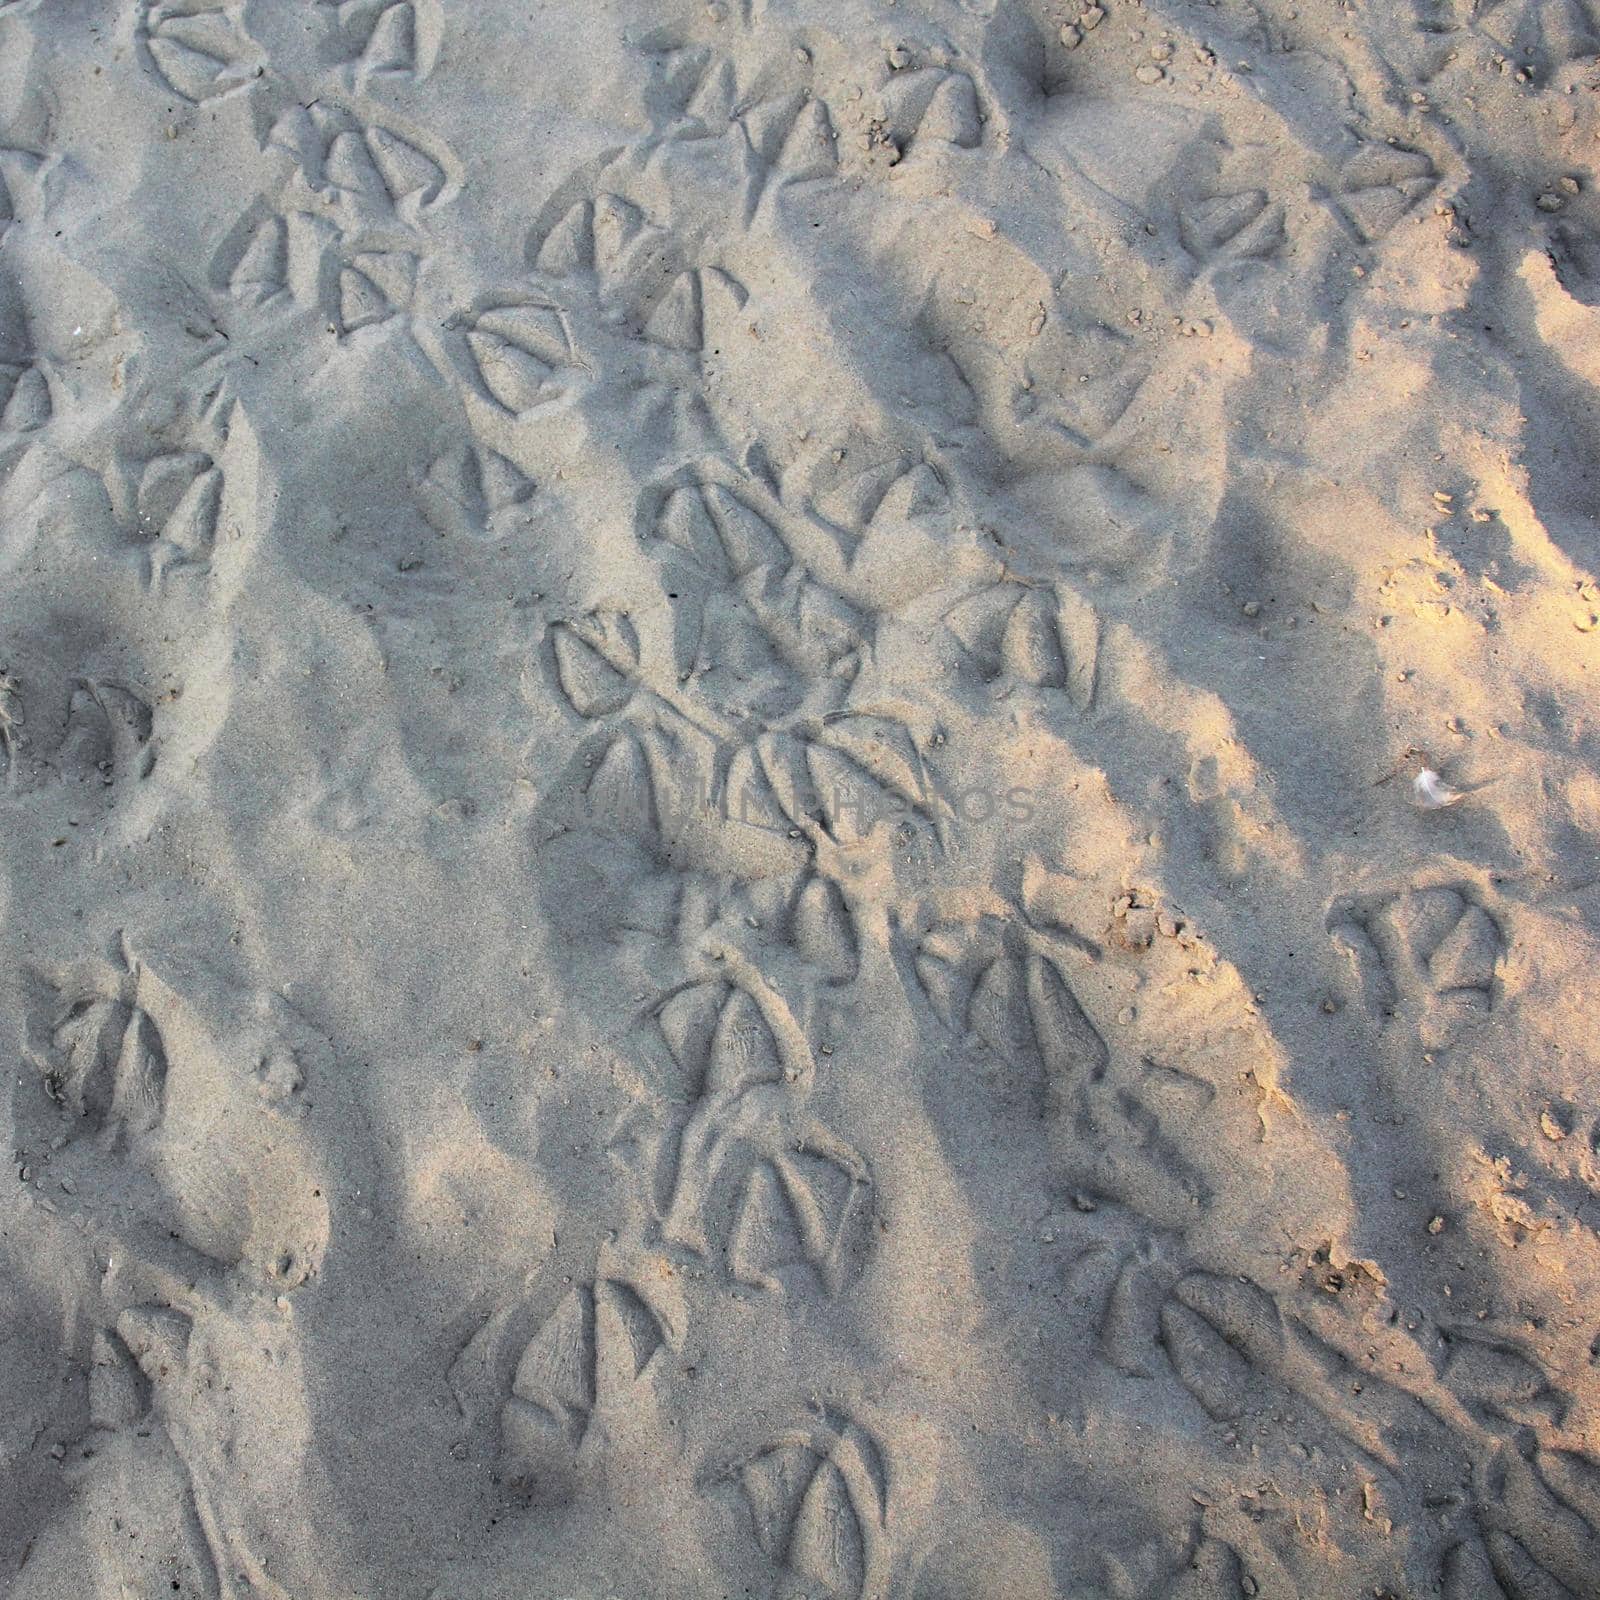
[1135,63,1166,84]
[1428,1215,1446,1234]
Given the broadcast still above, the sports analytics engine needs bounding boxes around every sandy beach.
[3,1,1600,1595]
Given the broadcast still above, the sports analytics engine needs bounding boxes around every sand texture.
[3,0,1600,1596]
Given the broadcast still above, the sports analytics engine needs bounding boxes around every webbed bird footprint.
[16,953,335,1292]
[1328,884,1502,1048]
[709,1409,890,1600]
[499,1274,676,1499]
